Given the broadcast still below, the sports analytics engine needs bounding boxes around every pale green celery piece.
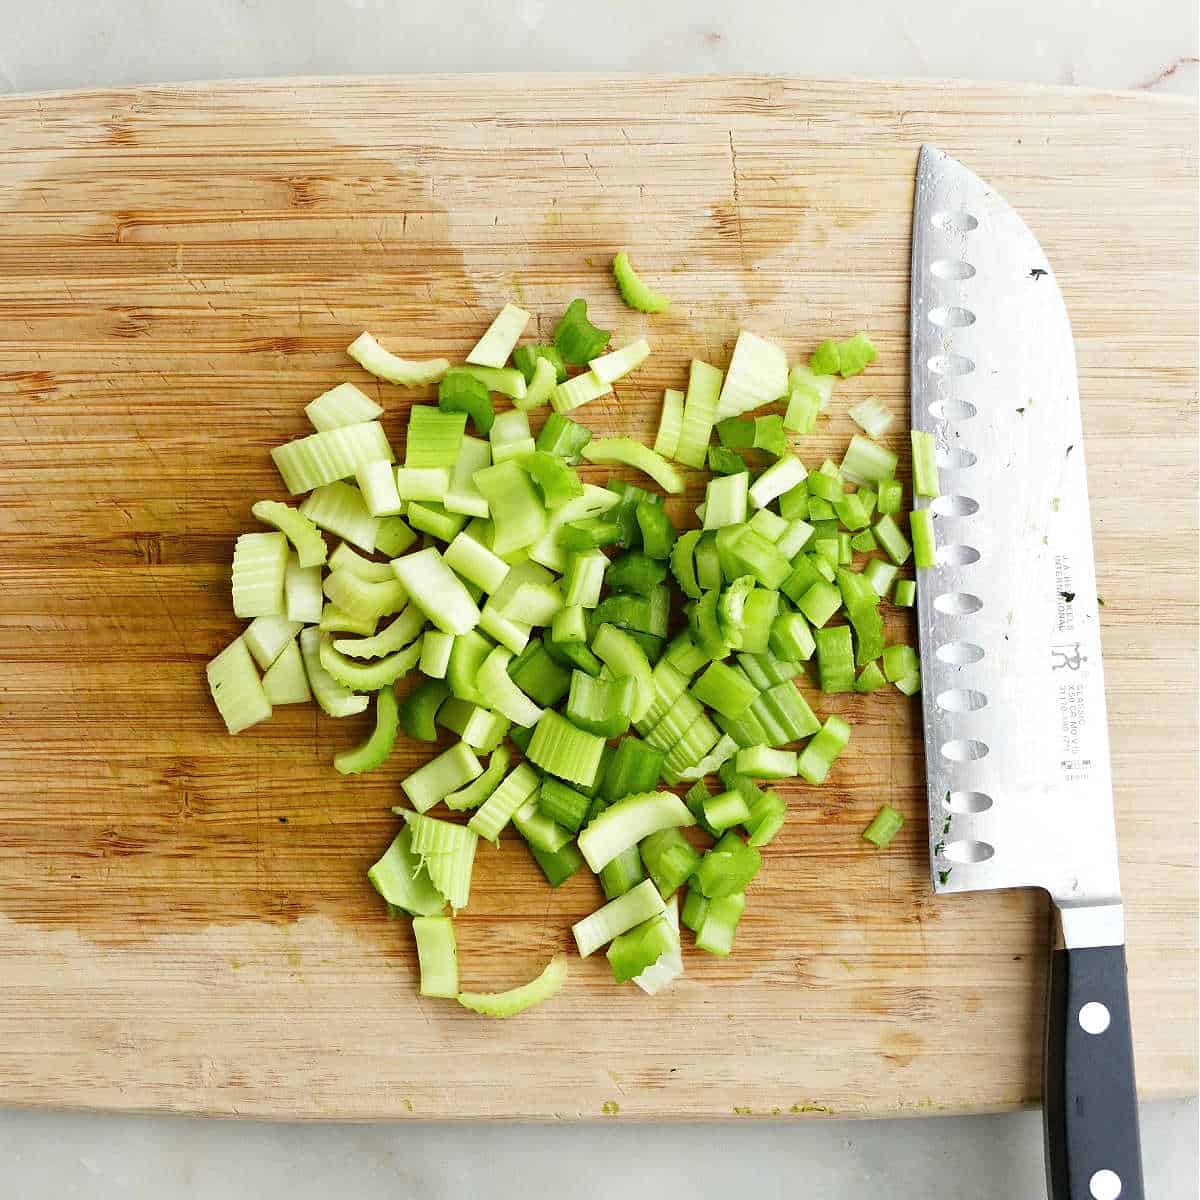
[328,543,394,581]
[748,454,807,510]
[374,515,418,558]
[477,647,544,727]
[863,558,899,598]
[748,507,788,543]
[444,435,492,518]
[390,546,482,635]
[703,472,748,530]
[250,500,328,568]
[367,826,444,916]
[653,387,684,460]
[231,531,289,618]
[550,370,612,414]
[401,811,479,909]
[675,359,723,468]
[244,614,303,670]
[676,733,739,781]
[419,630,455,679]
[489,560,563,626]
[299,627,369,717]
[206,635,272,734]
[467,761,540,843]
[261,638,311,705]
[489,407,532,447]
[472,460,547,555]
[840,434,898,487]
[444,745,511,811]
[271,420,394,495]
[491,437,536,464]
[456,954,567,1018]
[576,791,695,873]
[323,568,408,624]
[580,438,684,495]
[714,330,788,420]
[402,741,484,813]
[788,363,835,409]
[285,556,323,623]
[775,519,815,559]
[466,302,531,369]
[910,430,941,498]
[394,467,452,503]
[515,355,557,412]
[563,548,608,608]
[479,601,533,655]
[305,381,382,432]
[527,484,621,573]
[412,915,459,998]
[512,794,572,854]
[632,897,683,996]
[444,532,510,594]
[438,698,510,753]
[848,395,894,438]
[893,578,916,608]
[453,364,527,401]
[347,331,449,388]
[588,337,651,385]
[894,671,922,696]
[300,481,380,553]
[355,459,405,516]
[318,603,377,637]
[591,622,653,722]
[334,685,400,775]
[319,634,423,692]
[612,251,672,314]
[734,745,798,779]
[333,605,424,658]
[572,878,666,958]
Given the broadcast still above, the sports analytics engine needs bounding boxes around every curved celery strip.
[654,387,684,460]
[333,606,425,659]
[612,251,671,314]
[579,438,684,495]
[577,791,695,874]
[271,421,394,496]
[323,569,407,624]
[391,546,483,635]
[456,954,567,1018]
[299,628,369,717]
[553,298,610,365]
[319,634,424,692]
[444,744,511,812]
[589,338,651,385]
[477,647,544,728]
[591,622,652,723]
[251,500,328,568]
[334,686,400,775]
[328,543,394,581]
[515,355,557,413]
[347,331,449,388]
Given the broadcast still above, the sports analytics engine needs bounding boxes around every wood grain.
[0,76,1194,1121]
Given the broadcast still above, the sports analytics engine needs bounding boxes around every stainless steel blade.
[910,146,1122,946]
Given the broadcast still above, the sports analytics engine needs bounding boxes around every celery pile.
[208,253,929,1015]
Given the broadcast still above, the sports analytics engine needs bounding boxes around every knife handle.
[1044,941,1144,1200]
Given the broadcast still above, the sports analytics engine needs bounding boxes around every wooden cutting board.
[0,76,1194,1121]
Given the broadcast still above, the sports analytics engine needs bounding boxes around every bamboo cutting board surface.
[0,76,1194,1121]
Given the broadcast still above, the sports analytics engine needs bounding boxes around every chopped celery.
[702,788,752,834]
[323,568,407,624]
[319,634,423,693]
[347,331,449,388]
[681,886,710,933]
[910,430,940,498]
[894,671,922,696]
[516,355,558,413]
[748,508,787,543]
[355,459,405,517]
[807,467,843,502]
[406,405,466,469]
[251,500,328,568]
[244,614,303,671]
[535,411,592,462]
[529,840,584,888]
[333,605,424,659]
[848,396,894,438]
[590,337,651,384]
[874,513,912,565]
[675,359,723,468]
[467,302,531,369]
[670,529,702,600]
[444,532,510,594]
[394,467,451,503]
[467,761,540,843]
[438,698,509,753]
[301,481,379,553]
[406,501,467,542]
[438,369,494,435]
[285,557,323,623]
[708,445,748,476]
[329,543,393,581]
[550,605,587,645]
[446,628,494,706]
[553,297,610,364]
[551,370,612,414]
[607,551,666,596]
[591,622,655,723]
[368,827,444,917]
[271,420,394,495]
[882,643,919,682]
[508,640,571,706]
[748,454,807,510]
[473,460,547,553]
[451,363,528,401]
[854,661,888,693]
[796,715,851,785]
[693,832,760,899]
[796,580,841,628]
[513,343,567,385]
[523,450,584,510]
[600,844,647,899]
[512,794,572,854]
[419,630,454,679]
[783,380,820,434]
[840,434,898,487]
[231,531,289,618]
[445,745,511,811]
[636,501,676,560]
[662,712,721,780]
[402,811,479,909]
[563,548,608,608]
[653,387,684,459]
[490,560,563,626]
[893,578,916,608]
[207,635,272,733]
[834,492,872,531]
[319,603,377,637]
[306,381,382,432]
[581,438,684,495]
[334,686,400,775]
[567,670,636,738]
[490,407,532,449]
[863,557,899,598]
[695,891,745,957]
[876,478,903,516]
[814,624,855,693]
[477,647,544,727]
[910,509,936,568]
[746,790,786,848]
[735,745,797,780]
[675,732,739,782]
[612,251,671,314]
[400,677,450,741]
[299,627,370,718]
[608,913,675,983]
[789,363,835,410]
[850,529,878,554]
[601,737,664,802]
[479,601,532,654]
[863,803,904,849]
[577,790,695,873]
[703,472,749,529]
[527,710,606,788]
[457,954,567,1018]
[403,741,484,814]
[770,610,815,663]
[633,896,684,995]
[412,915,459,998]
[837,331,877,377]
[572,878,666,957]
[262,638,311,705]
[537,777,592,833]
[691,660,757,719]
[391,547,481,635]
[375,515,418,558]
[715,330,788,420]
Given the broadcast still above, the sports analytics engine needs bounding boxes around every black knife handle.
[1044,942,1144,1200]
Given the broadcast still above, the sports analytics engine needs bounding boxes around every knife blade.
[910,146,1144,1200]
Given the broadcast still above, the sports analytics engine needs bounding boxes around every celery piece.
[446,629,494,706]
[882,643,920,683]
[715,330,788,420]
[789,363,835,411]
[761,681,820,740]
[443,744,510,812]
[703,472,749,530]
[334,686,400,775]
[876,478,903,516]
[299,627,370,718]
[412,915,459,998]
[607,551,667,597]
[589,338,651,386]
[837,332,877,377]
[730,529,791,591]
[748,508,788,543]
[703,789,753,834]
[512,794,572,854]
[795,580,842,629]
[438,698,509,753]
[746,790,786,848]
[601,737,664,802]
[669,530,702,600]
[319,604,377,637]
[735,745,797,780]
[807,470,843,504]
[595,588,668,637]
[612,251,671,314]
[262,638,311,705]
[306,381,382,432]
[399,677,450,741]
[654,387,684,459]
[676,732,739,782]
[451,365,528,404]
[874,513,912,565]
[910,509,936,568]
[841,434,898,487]
[693,831,760,899]
[636,501,676,561]
[863,803,905,849]
[633,896,684,995]
[535,411,592,463]
[391,546,481,635]
[663,633,708,679]
[550,370,612,414]
[537,776,592,834]
[693,533,723,593]
[550,605,587,645]
[895,671,922,696]
[581,437,685,495]
[348,331,449,388]
[402,741,484,814]
[466,302,531,369]
[529,839,584,888]
[444,532,510,594]
[848,396,894,438]
[284,557,323,624]
[490,407,532,449]
[783,381,820,435]
[527,710,606,789]
[854,661,888,693]
[695,891,746,957]
[748,454,807,511]
[333,605,424,659]
[796,715,851,785]
[374,516,418,559]
[418,630,454,680]
[834,492,872,532]
[473,460,547,554]
[271,420,395,496]
[508,639,571,707]
[567,670,635,738]
[689,588,729,661]
[406,405,466,470]
[592,621,655,723]
[599,844,646,899]
[244,614,303,671]
[523,450,584,510]
[457,954,567,1018]
[368,827,445,917]
[814,625,855,694]
[863,557,899,599]
[681,886,710,934]
[323,568,407,625]
[633,659,688,734]
[467,761,540,843]
[608,913,675,983]
[394,467,451,504]
[251,500,328,568]
[477,647,544,727]
[780,556,821,605]
[355,459,405,517]
[563,548,608,608]
[514,344,568,385]
[811,338,842,375]
[553,297,610,365]
[708,445,748,476]
[301,481,380,553]
[675,359,724,469]
[573,877,666,958]
[328,543,393,581]
[319,634,423,693]
[207,635,272,734]
[405,501,467,542]
[893,578,916,608]
[479,601,532,655]
[777,519,816,561]
[850,529,878,554]
[739,650,802,687]
[402,811,479,909]
[490,560,563,626]
[231,531,289,619]
[691,660,758,720]
[437,369,494,436]
[516,355,558,413]
[577,790,694,873]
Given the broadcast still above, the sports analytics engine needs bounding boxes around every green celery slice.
[334,686,400,775]
[550,370,612,414]
[796,715,852,785]
[840,434,898,486]
[511,794,572,854]
[333,605,424,659]
[580,438,684,495]
[715,330,788,420]
[477,646,545,727]
[347,331,449,388]
[577,791,695,873]
[319,634,423,692]
[553,298,610,364]
[910,509,936,568]
[515,356,558,412]
[412,915,459,998]
[261,638,311,705]
[299,628,369,718]
[848,395,894,438]
[400,677,450,741]
[328,543,394,581]
[863,803,905,849]
[589,337,651,385]
[466,302,531,369]
[467,761,540,843]
[300,481,380,553]
[693,832,761,899]
[271,420,394,495]
[231,531,289,618]
[318,603,377,637]
[608,913,675,983]
[675,359,723,469]
[402,741,484,814]
[445,745,512,812]
[473,460,547,554]
[355,460,405,517]
[305,381,382,432]
[323,568,407,624]
[419,630,455,679]
[572,878,666,958]
[695,891,746,956]
[612,251,671,314]
[391,546,481,635]
[285,557,323,623]
[526,710,606,789]
[401,811,479,909]
[244,614,303,670]
[207,635,272,733]
[406,405,467,469]
[367,826,445,916]
[251,500,328,568]
[456,954,567,1018]
[653,387,684,459]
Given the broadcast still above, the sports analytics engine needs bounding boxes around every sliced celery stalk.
[347,331,449,388]
[402,811,479,909]
[633,897,683,995]
[676,359,724,468]
[271,420,394,495]
[848,395,894,438]
[591,622,654,723]
[300,481,380,553]
[319,633,423,692]
[394,467,452,503]
[863,803,905,848]
[528,483,620,573]
[251,500,328,568]
[910,508,936,568]
[412,915,459,998]
[207,635,272,733]
[734,745,798,780]
[319,603,377,637]
[456,954,567,1018]
[444,744,511,812]
[402,741,484,813]
[695,891,746,957]
[355,459,405,517]
[715,330,788,420]
[527,710,606,789]
[285,557,323,623]
[515,355,558,413]
[244,614,303,670]
[374,516,418,558]
[477,647,544,727]
[391,546,481,635]
[261,638,311,705]
[572,878,666,958]
[608,913,675,983]
[612,251,671,314]
[367,826,444,917]
[589,337,651,385]
[577,791,695,873]
[796,715,851,785]
[299,627,369,718]
[748,454,807,510]
[473,460,547,554]
[550,370,612,414]
[653,387,684,459]
[467,302,531,369]
[334,686,400,775]
[306,381,383,432]
[702,472,749,529]
[467,761,540,843]
[512,794,572,854]
[418,630,453,679]
[444,435,493,518]
[332,604,424,658]
[323,568,407,624]
[438,698,510,753]
[840,434,898,486]
[581,437,684,495]
[231,531,289,618]
[328,543,394,581]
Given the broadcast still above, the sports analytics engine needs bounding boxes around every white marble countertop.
[1,3,1195,1198]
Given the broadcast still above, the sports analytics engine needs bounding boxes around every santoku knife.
[910,146,1144,1200]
